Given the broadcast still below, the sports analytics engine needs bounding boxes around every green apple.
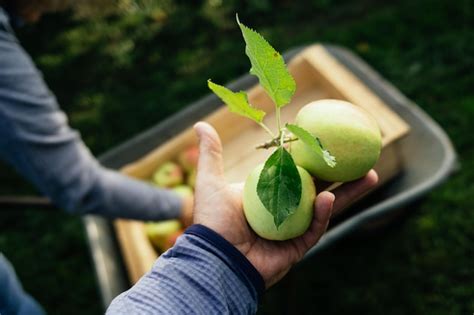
[290,99,382,182]
[172,185,194,198]
[145,220,182,251]
[152,162,184,188]
[243,164,316,240]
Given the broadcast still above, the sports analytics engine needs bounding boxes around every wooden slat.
[301,45,410,144]
[114,220,157,283]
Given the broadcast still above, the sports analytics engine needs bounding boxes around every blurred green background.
[1,0,473,314]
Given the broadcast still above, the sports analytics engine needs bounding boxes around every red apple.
[178,145,199,172]
[145,220,182,251]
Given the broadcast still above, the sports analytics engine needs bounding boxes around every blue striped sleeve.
[0,7,183,221]
[106,224,264,314]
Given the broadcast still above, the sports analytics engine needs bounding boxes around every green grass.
[0,0,472,314]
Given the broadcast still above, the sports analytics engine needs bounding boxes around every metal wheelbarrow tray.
[84,44,457,308]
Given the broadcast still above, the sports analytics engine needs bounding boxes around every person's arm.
[107,122,378,314]
[107,225,263,315]
[0,8,187,221]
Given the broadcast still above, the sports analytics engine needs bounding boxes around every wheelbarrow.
[1,44,457,309]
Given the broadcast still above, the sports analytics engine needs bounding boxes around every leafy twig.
[256,137,298,149]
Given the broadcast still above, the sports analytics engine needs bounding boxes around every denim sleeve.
[0,8,182,220]
[106,224,265,315]
[0,253,46,315]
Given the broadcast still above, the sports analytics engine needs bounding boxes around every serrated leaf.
[286,124,336,168]
[257,147,302,228]
[208,80,266,123]
[237,16,296,108]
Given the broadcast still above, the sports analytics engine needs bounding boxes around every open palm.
[193,122,378,288]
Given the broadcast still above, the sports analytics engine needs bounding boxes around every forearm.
[0,9,182,220]
[107,225,264,315]
[81,166,183,220]
[0,110,183,220]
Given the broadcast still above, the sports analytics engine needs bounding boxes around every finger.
[331,169,379,215]
[194,122,225,180]
[298,191,334,251]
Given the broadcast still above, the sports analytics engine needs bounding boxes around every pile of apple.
[144,145,198,253]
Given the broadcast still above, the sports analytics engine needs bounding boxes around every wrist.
[184,224,265,298]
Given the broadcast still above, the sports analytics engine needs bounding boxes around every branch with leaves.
[208,15,336,228]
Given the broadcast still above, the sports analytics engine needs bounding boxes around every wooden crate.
[115,44,410,284]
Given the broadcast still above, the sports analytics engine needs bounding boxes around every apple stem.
[279,129,285,146]
[256,137,298,150]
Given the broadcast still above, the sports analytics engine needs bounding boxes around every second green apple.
[290,99,382,182]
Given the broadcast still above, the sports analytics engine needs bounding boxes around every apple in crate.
[172,185,193,198]
[178,145,199,172]
[187,169,197,188]
[145,220,182,252]
[152,162,184,188]
[290,99,382,182]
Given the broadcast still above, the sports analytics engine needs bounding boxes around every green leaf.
[237,15,296,108]
[257,147,302,228]
[208,80,266,123]
[286,124,336,168]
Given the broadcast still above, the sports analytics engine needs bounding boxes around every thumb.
[194,122,225,181]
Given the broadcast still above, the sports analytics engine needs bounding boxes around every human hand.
[192,122,378,288]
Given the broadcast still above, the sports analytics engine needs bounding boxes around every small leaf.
[286,124,336,168]
[257,147,302,228]
[208,80,266,123]
[237,15,296,108]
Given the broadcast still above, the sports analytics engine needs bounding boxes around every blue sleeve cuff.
[184,224,265,299]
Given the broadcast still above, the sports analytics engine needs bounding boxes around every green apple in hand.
[290,99,382,182]
[243,164,316,240]
[208,19,381,242]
